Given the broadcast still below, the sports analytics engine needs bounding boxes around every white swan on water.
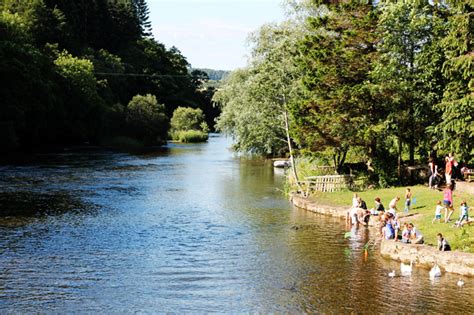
[457,279,465,287]
[388,270,396,278]
[429,264,442,278]
[400,261,413,275]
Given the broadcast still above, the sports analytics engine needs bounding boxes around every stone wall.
[380,240,474,277]
[290,193,474,277]
[290,193,348,218]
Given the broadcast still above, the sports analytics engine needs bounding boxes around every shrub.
[126,94,168,144]
[171,130,208,143]
[169,107,209,142]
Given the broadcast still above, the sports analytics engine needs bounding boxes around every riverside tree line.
[0,0,217,151]
[213,0,473,186]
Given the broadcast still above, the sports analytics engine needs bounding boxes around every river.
[0,135,472,312]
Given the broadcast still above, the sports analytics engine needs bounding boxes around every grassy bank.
[169,130,208,143]
[309,185,474,253]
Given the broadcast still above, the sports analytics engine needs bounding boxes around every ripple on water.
[0,137,473,313]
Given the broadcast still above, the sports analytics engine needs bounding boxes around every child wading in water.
[432,201,443,223]
[437,233,451,251]
[404,188,412,213]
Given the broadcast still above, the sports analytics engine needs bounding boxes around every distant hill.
[191,68,230,81]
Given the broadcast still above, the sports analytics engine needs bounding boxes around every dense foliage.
[214,0,473,184]
[126,94,168,144]
[0,0,218,151]
[169,107,209,143]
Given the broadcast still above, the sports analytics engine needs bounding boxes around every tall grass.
[170,130,208,143]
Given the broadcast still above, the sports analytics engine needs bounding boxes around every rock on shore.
[380,240,474,277]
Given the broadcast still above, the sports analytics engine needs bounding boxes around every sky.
[148,0,286,70]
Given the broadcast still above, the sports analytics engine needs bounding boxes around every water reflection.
[0,136,472,312]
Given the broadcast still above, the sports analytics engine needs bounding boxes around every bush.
[171,130,208,143]
[169,107,209,142]
[170,107,207,132]
[126,94,168,144]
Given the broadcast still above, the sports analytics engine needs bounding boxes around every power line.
[94,72,191,78]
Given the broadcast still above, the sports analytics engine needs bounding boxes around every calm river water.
[0,135,472,313]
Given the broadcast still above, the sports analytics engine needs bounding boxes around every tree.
[430,0,473,163]
[133,0,152,37]
[371,1,446,174]
[214,20,305,157]
[170,107,208,132]
[126,94,168,144]
[291,1,379,172]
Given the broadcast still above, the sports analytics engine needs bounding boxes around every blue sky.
[148,0,286,70]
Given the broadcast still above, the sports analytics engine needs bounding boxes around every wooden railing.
[298,174,354,196]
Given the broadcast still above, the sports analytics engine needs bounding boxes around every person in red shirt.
[445,153,457,185]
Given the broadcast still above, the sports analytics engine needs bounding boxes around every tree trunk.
[409,140,415,166]
[398,137,403,180]
[283,109,302,194]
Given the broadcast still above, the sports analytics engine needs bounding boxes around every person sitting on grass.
[409,223,424,244]
[443,184,454,223]
[432,201,443,224]
[410,224,424,244]
[456,201,469,228]
[404,188,412,213]
[370,197,385,216]
[437,233,451,251]
[401,223,411,243]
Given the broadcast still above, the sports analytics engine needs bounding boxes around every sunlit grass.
[309,185,474,252]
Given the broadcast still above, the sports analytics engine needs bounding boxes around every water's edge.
[290,193,474,277]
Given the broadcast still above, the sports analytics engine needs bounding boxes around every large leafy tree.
[214,20,306,157]
[126,94,168,144]
[372,1,448,173]
[430,0,473,163]
[291,1,379,171]
[0,0,210,151]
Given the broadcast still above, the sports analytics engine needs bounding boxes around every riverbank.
[380,240,474,277]
[290,193,348,219]
[290,184,474,276]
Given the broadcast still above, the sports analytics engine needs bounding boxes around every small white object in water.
[429,264,442,278]
[388,270,396,278]
[457,279,465,287]
[400,261,413,275]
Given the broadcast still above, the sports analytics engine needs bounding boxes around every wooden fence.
[298,174,354,196]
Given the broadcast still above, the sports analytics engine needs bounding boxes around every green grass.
[170,130,208,143]
[309,185,474,252]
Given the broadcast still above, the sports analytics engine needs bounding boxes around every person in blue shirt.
[456,201,469,228]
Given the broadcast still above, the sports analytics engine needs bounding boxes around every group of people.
[348,190,470,248]
[345,152,471,253]
[433,183,470,228]
[428,152,471,189]
[347,192,424,244]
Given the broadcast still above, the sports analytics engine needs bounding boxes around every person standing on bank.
[404,188,412,213]
[445,153,457,185]
[428,157,438,189]
[443,183,454,223]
